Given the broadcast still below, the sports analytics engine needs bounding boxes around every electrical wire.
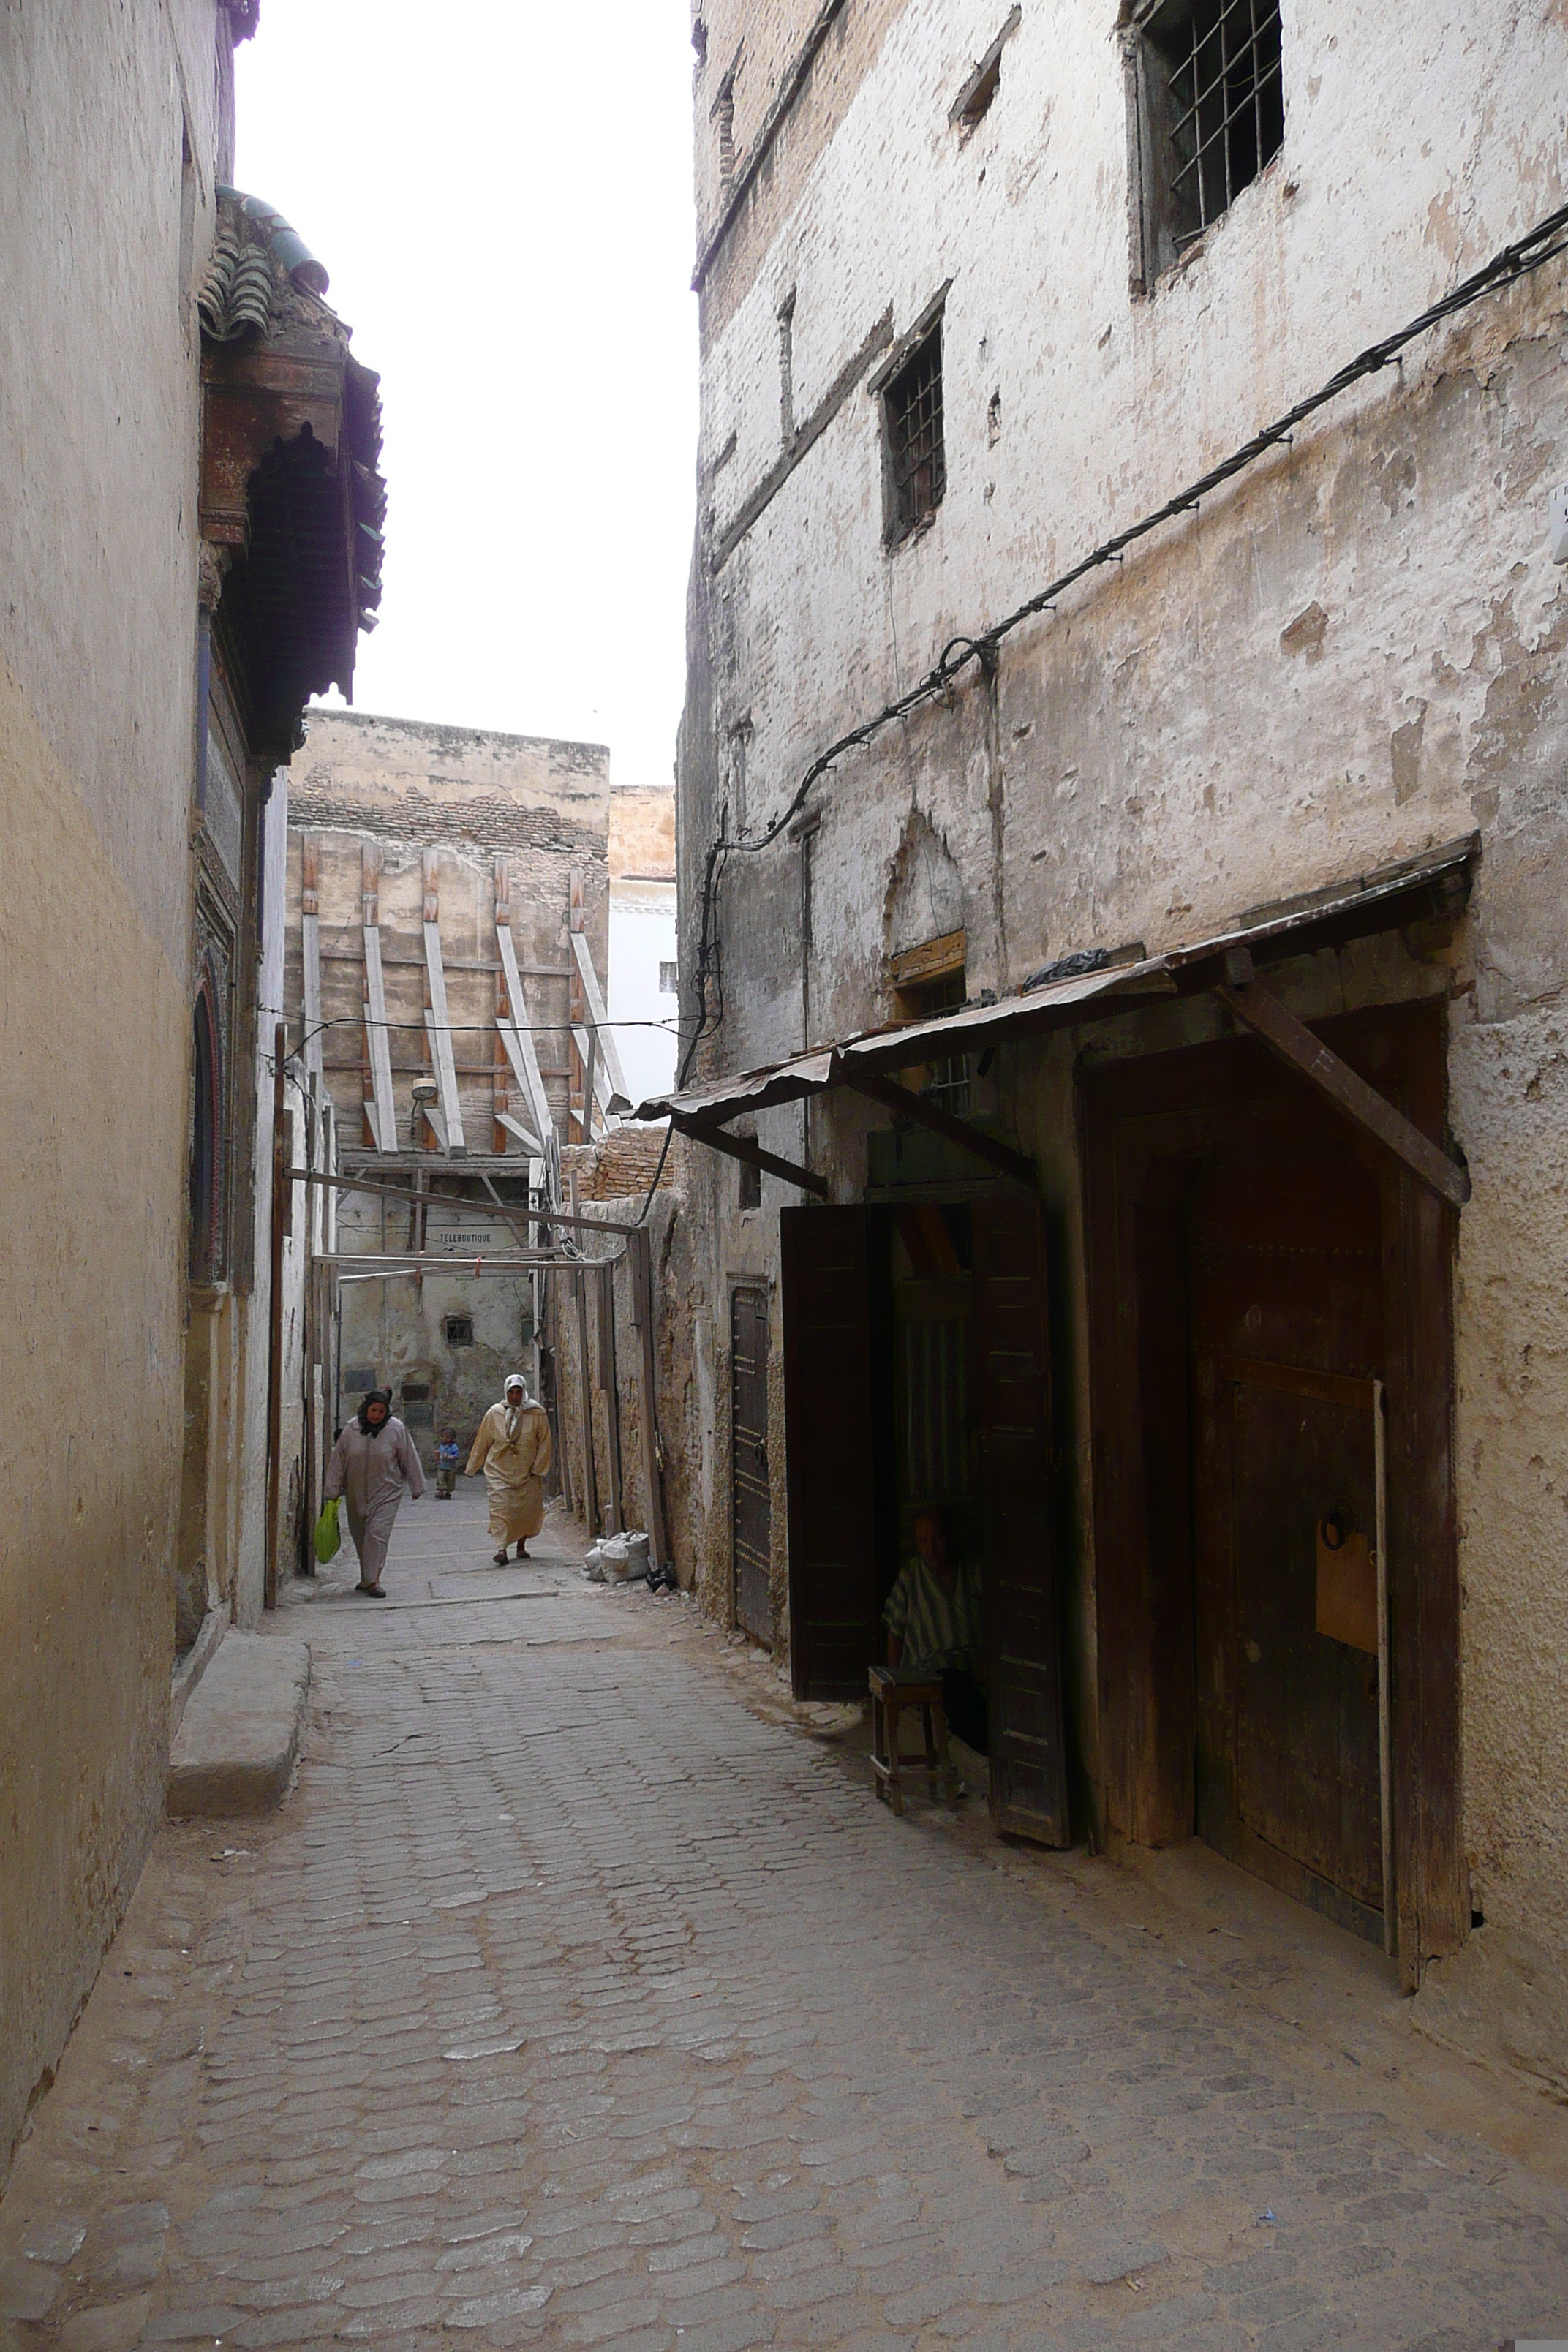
[679,197,1568,1088]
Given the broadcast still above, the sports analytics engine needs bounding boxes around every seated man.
[882,1504,988,1754]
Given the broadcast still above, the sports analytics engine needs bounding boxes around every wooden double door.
[1084,1003,1464,1972]
[780,1194,1068,1846]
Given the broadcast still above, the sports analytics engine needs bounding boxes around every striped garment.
[881,1553,984,1672]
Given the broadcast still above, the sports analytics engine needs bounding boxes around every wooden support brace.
[674,1114,829,1199]
[568,870,587,1144]
[287,1167,644,1239]
[569,930,631,1109]
[843,1066,1035,1186]
[1216,965,1470,1210]
[361,924,399,1154]
[421,865,466,1153]
[494,922,555,1145]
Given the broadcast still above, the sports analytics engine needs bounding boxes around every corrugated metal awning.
[638,834,1479,1126]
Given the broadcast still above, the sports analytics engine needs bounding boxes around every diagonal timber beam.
[843,1066,1035,1186]
[1216,965,1470,1210]
[422,917,466,1155]
[494,921,556,1144]
[569,930,631,1109]
[361,926,399,1153]
[673,1114,829,1199]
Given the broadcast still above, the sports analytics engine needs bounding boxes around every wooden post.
[629,1225,670,1572]
[546,1264,573,1512]
[264,1022,288,1610]
[299,1080,318,1577]
[570,1170,598,1534]
[583,1023,599,1153]
[599,1259,623,1536]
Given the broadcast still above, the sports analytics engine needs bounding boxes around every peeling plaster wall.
[0,0,230,2176]
[676,0,1568,2079]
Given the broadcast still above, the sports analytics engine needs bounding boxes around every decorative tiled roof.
[198,190,331,341]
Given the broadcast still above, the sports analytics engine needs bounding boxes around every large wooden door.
[731,1285,772,1643]
[1083,1003,1464,1975]
[781,1206,878,1699]
[973,1192,1068,1844]
[1189,1127,1387,1937]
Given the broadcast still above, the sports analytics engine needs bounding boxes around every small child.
[434,1427,461,1499]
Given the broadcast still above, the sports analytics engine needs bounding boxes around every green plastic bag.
[314,1497,342,1564]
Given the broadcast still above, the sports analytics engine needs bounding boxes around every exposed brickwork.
[563,1124,682,1204]
[287,784,606,861]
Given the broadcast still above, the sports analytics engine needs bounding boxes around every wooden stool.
[869,1667,959,1816]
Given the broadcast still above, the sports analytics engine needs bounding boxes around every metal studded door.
[731,1285,772,1644]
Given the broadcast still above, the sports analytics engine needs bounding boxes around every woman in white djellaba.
[323,1388,426,1597]
[466,1373,553,1564]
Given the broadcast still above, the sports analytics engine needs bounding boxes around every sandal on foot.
[492,1550,509,1567]
[354,1582,387,1599]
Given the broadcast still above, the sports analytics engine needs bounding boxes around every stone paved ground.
[4,1486,1568,2352]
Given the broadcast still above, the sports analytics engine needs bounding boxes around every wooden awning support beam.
[1215,957,1470,1211]
[287,1166,645,1240]
[674,1115,829,1200]
[843,1067,1036,1186]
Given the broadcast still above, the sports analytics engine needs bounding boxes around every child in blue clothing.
[434,1427,461,1500]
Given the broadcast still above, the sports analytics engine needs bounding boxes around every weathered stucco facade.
[0,0,237,2176]
[672,0,1568,2082]
[283,710,618,1493]
[1,7,387,2179]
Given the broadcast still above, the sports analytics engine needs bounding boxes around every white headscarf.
[503,1373,527,1441]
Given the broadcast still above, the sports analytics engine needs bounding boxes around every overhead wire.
[678,197,1568,1089]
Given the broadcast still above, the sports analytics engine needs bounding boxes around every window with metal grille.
[1133,0,1283,278]
[882,324,946,546]
[897,967,969,1117]
[444,1314,474,1348]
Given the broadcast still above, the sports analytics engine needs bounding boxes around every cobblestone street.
[3,1488,1567,2352]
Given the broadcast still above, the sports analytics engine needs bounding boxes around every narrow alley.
[3,1489,1566,2352]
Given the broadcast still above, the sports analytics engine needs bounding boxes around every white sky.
[235,1,698,791]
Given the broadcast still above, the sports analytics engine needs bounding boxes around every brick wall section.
[562,1123,683,1204]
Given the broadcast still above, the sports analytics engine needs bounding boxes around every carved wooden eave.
[199,333,351,551]
[197,189,385,760]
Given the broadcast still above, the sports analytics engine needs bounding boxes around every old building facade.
[282,711,625,1522]
[1,6,382,2175]
[665,0,1568,2082]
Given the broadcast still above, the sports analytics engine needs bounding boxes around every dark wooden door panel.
[782,1205,878,1700]
[1189,1128,1387,1939]
[731,1285,772,1644]
[1227,1379,1382,1910]
[974,1192,1068,1846]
